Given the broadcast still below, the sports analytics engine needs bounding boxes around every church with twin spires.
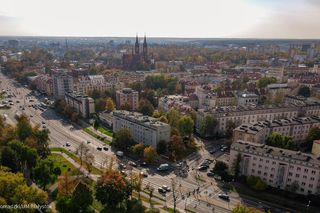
[122,34,154,71]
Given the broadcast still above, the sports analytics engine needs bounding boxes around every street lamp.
[306,200,311,213]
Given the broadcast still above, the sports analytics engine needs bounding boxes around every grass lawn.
[84,127,112,145]
[97,126,113,137]
[50,147,103,175]
[47,153,78,175]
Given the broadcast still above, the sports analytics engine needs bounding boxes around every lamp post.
[306,200,311,213]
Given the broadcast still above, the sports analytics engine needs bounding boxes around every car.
[140,161,148,167]
[220,147,227,152]
[140,169,148,177]
[214,175,222,181]
[209,149,218,154]
[197,165,208,171]
[158,187,166,194]
[22,107,25,110]
[116,151,124,157]
[207,172,215,177]
[42,121,45,124]
[9,102,14,105]
[103,147,108,151]
[96,147,102,151]
[218,194,229,201]
[119,163,126,169]
[121,170,128,177]
[157,163,169,171]
[162,185,171,192]
[128,161,137,167]
[42,125,46,128]
[66,142,71,147]
[87,141,91,144]
[16,100,20,103]
[29,99,34,102]
[30,115,33,117]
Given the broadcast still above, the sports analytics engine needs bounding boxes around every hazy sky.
[0,0,319,38]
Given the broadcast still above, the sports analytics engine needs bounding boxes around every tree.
[144,146,157,163]
[171,178,178,213]
[256,77,277,88]
[32,128,50,158]
[16,114,32,141]
[246,176,267,191]
[132,143,145,158]
[138,99,154,116]
[95,98,107,113]
[1,146,18,172]
[298,85,311,97]
[168,135,185,160]
[76,143,91,168]
[199,115,217,138]
[166,108,181,129]
[306,127,320,150]
[226,120,236,138]
[71,182,94,212]
[266,132,297,150]
[106,97,116,112]
[32,158,56,190]
[95,169,132,212]
[127,198,145,213]
[0,169,48,206]
[114,128,132,149]
[157,140,167,155]
[177,115,194,137]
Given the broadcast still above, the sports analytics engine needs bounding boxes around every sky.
[0,0,319,38]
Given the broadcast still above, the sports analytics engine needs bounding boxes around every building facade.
[65,92,95,118]
[233,116,320,144]
[230,141,320,195]
[116,88,139,111]
[34,74,53,96]
[53,73,73,99]
[113,110,171,148]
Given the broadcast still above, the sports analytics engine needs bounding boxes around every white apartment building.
[65,92,95,118]
[116,88,139,111]
[233,116,320,144]
[53,73,73,99]
[113,110,171,148]
[196,102,320,136]
[236,92,259,106]
[230,141,320,195]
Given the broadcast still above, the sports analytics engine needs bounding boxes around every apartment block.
[113,110,170,148]
[233,116,320,144]
[65,92,95,118]
[34,74,53,96]
[116,88,139,110]
[53,73,73,99]
[230,141,320,195]
[74,75,114,95]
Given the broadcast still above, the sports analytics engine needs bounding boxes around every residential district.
[1,37,320,213]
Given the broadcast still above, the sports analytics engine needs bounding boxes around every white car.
[162,185,171,192]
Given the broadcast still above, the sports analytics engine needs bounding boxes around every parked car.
[158,187,166,194]
[119,163,126,169]
[162,185,171,192]
[218,194,229,201]
[128,161,137,167]
[103,147,108,151]
[97,147,102,151]
[140,169,148,177]
[66,142,71,147]
[140,161,148,167]
[207,172,215,177]
[116,151,124,157]
[157,163,169,171]
[197,165,208,171]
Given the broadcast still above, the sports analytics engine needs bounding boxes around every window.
[297,167,301,171]
[311,170,316,174]
[258,171,261,174]
[310,177,315,181]
[289,172,293,176]
[303,175,307,179]
[296,174,300,178]
[304,168,309,173]
[252,169,255,173]
[302,182,306,186]
[309,184,313,188]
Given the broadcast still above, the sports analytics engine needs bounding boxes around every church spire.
[143,33,148,61]
[135,34,139,55]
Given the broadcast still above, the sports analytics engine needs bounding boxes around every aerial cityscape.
[0,0,320,213]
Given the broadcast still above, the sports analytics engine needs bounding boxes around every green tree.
[166,108,181,129]
[0,146,18,172]
[71,182,94,212]
[256,77,277,88]
[95,98,107,113]
[32,158,56,190]
[95,170,132,212]
[226,120,236,138]
[131,143,145,158]
[138,99,154,116]
[298,85,311,97]
[16,114,33,141]
[306,127,320,150]
[232,204,264,213]
[32,128,50,158]
[0,169,48,206]
[114,128,133,149]
[199,115,217,138]
[106,97,116,112]
[266,132,297,150]
[246,176,267,191]
[178,115,194,136]
[168,135,185,160]
[127,198,145,213]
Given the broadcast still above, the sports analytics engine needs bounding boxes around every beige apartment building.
[233,116,320,144]
[113,110,170,148]
[230,141,320,195]
[116,88,139,111]
[65,92,95,118]
[74,75,115,95]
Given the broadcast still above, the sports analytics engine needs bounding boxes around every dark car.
[207,172,215,177]
[103,147,108,151]
[140,161,148,167]
[96,147,102,151]
[128,161,137,167]
[209,149,218,154]
[158,187,166,194]
[218,194,229,201]
[197,165,208,171]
